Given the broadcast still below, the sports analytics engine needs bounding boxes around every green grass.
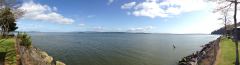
[0,38,17,65]
[217,37,240,65]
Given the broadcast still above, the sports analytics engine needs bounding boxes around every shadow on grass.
[0,38,16,65]
[0,52,6,65]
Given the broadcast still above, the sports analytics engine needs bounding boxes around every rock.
[39,51,53,63]
[56,61,66,65]
[20,45,66,65]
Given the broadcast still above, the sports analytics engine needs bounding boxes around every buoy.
[173,44,176,48]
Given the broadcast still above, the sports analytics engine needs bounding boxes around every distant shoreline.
[21,31,216,35]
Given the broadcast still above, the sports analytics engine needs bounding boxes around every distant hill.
[211,22,240,34]
[77,32,152,34]
[211,27,225,34]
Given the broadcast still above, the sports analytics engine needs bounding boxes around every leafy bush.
[17,32,32,47]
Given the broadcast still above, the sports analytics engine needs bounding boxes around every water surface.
[29,33,219,65]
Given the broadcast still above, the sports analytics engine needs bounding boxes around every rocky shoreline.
[14,32,66,65]
[15,36,66,65]
[178,37,221,65]
[19,45,66,65]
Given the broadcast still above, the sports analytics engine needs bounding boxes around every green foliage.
[17,32,32,47]
[0,38,17,65]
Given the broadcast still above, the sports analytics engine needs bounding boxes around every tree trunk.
[234,0,239,65]
[224,15,227,37]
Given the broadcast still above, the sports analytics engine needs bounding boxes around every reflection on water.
[29,33,219,65]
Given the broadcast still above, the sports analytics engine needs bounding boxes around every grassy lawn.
[0,38,16,65]
[216,37,240,65]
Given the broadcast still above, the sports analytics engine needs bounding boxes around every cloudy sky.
[16,0,224,34]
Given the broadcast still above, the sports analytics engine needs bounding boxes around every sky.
[16,0,225,34]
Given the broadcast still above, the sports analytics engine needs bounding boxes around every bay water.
[28,32,219,65]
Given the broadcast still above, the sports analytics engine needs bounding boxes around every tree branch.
[214,2,233,13]
[228,0,240,3]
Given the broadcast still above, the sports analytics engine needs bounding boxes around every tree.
[0,0,23,38]
[216,7,232,36]
[0,7,17,37]
[210,0,240,64]
[233,1,239,64]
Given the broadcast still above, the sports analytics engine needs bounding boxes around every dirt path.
[14,38,20,65]
[214,42,221,65]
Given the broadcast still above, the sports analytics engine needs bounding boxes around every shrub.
[17,32,32,47]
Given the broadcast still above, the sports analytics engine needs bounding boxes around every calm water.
[28,33,220,65]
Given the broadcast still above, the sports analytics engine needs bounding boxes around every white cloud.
[78,24,85,27]
[19,1,74,24]
[121,0,207,18]
[169,13,222,34]
[121,2,136,9]
[127,26,154,32]
[53,7,58,11]
[17,23,43,31]
[87,15,96,18]
[108,0,114,5]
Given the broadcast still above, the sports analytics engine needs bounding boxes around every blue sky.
[16,0,223,34]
